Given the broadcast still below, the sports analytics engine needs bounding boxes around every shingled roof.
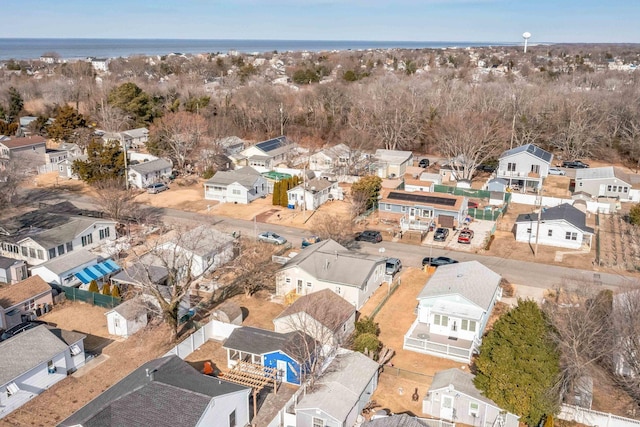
[499,143,553,163]
[223,326,316,362]
[205,166,262,189]
[0,275,51,309]
[274,289,355,332]
[515,203,594,234]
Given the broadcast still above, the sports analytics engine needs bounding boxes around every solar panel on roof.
[387,192,457,207]
[256,136,286,153]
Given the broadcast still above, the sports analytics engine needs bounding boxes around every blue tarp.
[74,260,121,284]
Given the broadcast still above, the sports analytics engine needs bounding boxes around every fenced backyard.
[62,286,121,308]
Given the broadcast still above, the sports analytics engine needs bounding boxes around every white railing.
[403,336,473,363]
[558,404,640,427]
[163,319,241,359]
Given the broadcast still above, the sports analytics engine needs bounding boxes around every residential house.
[496,143,553,192]
[403,176,435,193]
[216,135,246,156]
[0,325,85,419]
[122,128,149,149]
[514,203,594,250]
[234,135,297,171]
[363,414,431,427]
[58,355,251,427]
[423,368,519,427]
[378,190,467,231]
[0,276,53,329]
[30,249,99,287]
[273,288,356,348]
[90,57,110,72]
[294,350,379,427]
[574,166,636,201]
[105,295,148,338]
[0,135,47,171]
[223,326,316,386]
[0,202,117,266]
[309,143,353,172]
[0,256,27,284]
[203,166,268,204]
[404,261,502,363]
[128,158,173,189]
[372,149,414,178]
[57,153,87,180]
[287,178,342,210]
[275,239,387,310]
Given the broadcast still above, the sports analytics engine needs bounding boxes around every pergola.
[221,361,279,419]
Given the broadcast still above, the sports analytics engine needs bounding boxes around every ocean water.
[0,38,518,61]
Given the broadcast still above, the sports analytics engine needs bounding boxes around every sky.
[1,0,638,44]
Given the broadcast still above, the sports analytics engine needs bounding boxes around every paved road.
[36,190,638,291]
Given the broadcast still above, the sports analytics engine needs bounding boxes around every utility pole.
[534,182,544,257]
[280,103,284,136]
[123,142,129,190]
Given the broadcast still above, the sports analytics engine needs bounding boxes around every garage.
[438,215,455,228]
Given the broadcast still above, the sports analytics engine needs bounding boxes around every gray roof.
[319,143,351,160]
[59,355,249,427]
[110,263,169,286]
[363,414,428,427]
[122,128,148,139]
[173,225,234,257]
[45,326,86,347]
[515,203,594,234]
[34,249,98,275]
[296,351,379,421]
[107,296,147,320]
[274,288,355,332]
[0,255,23,269]
[130,158,172,174]
[417,261,501,312]
[282,239,386,289]
[223,326,315,362]
[575,166,631,184]
[499,143,553,163]
[428,368,501,408]
[0,325,72,385]
[253,135,295,157]
[205,166,262,189]
[289,178,334,194]
[375,149,413,164]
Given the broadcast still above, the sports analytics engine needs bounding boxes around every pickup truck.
[457,228,474,244]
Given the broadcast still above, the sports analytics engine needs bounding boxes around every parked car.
[257,231,287,245]
[355,230,383,243]
[548,167,566,176]
[147,182,169,194]
[301,235,322,248]
[385,258,402,275]
[468,201,479,209]
[433,228,449,241]
[0,320,49,341]
[562,161,590,169]
[477,164,497,173]
[457,228,475,244]
[419,158,430,168]
[422,256,459,267]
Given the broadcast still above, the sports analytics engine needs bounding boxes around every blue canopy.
[74,260,121,284]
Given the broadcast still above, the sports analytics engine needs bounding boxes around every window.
[285,277,291,284]
[58,244,65,255]
[612,185,618,192]
[81,234,93,246]
[229,410,237,427]
[232,189,241,195]
[48,248,57,259]
[526,228,532,233]
[6,382,19,396]
[335,286,342,295]
[607,185,612,191]
[531,164,540,174]
[21,246,28,257]
[37,249,44,260]
[468,321,476,332]
[70,344,82,356]
[306,281,312,288]
[99,228,110,240]
[507,162,516,172]
[66,242,73,252]
[401,206,406,212]
[312,417,325,427]
[461,319,468,330]
[565,232,577,241]
[548,230,553,237]
[624,187,628,192]
[297,280,303,293]
[29,248,36,258]
[579,182,583,187]
[469,402,480,417]
[385,203,391,211]
[433,314,448,327]
[47,360,56,374]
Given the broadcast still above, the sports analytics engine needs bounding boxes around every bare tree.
[148,111,208,173]
[0,160,22,208]
[610,287,640,403]
[310,214,355,247]
[96,100,132,133]
[94,179,141,222]
[225,238,281,297]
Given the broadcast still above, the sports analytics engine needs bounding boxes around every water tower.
[522,32,531,53]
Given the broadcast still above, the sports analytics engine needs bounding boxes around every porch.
[400,216,433,232]
[403,320,479,363]
[496,171,542,192]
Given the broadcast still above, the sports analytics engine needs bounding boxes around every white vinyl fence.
[163,319,241,359]
[508,193,612,214]
[558,404,640,427]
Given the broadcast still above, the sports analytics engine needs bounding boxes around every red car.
[457,229,474,244]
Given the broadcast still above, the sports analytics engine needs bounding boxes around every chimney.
[146,368,157,381]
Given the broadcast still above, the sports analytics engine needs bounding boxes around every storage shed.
[105,296,147,338]
[211,301,243,325]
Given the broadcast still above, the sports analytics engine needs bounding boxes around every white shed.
[105,297,147,338]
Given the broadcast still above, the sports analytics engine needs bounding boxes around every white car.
[257,231,287,245]
[548,168,566,176]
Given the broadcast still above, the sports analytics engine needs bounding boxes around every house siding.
[296,409,341,427]
[273,311,355,348]
[378,200,466,228]
[106,311,147,337]
[128,165,172,189]
[423,389,519,427]
[497,150,550,190]
[574,176,632,200]
[196,389,251,427]
[204,177,268,204]
[31,256,99,287]
[264,351,301,385]
[0,290,53,330]
[515,220,589,250]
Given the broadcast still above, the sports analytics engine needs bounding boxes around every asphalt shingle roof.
[129,158,172,174]
[515,203,594,234]
[274,289,355,332]
[363,414,429,427]
[205,166,262,189]
[417,261,501,312]
[58,355,249,427]
[429,368,500,408]
[223,326,315,361]
[0,135,46,149]
[0,275,51,308]
[499,143,553,163]
[35,249,98,275]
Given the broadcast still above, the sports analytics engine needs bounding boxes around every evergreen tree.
[111,284,121,298]
[101,283,111,295]
[7,86,23,122]
[280,178,291,207]
[47,105,86,142]
[351,175,383,211]
[272,180,281,205]
[107,82,158,125]
[88,280,99,293]
[72,139,125,184]
[474,299,561,427]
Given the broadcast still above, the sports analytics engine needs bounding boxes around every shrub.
[355,316,379,336]
[88,280,99,293]
[201,167,215,180]
[353,333,381,355]
[111,285,121,298]
[101,283,111,295]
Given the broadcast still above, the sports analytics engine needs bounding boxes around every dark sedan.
[433,228,449,241]
[422,256,459,267]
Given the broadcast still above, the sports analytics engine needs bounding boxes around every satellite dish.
[522,32,532,53]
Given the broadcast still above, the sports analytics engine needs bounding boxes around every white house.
[294,350,379,427]
[234,136,297,171]
[275,239,387,310]
[423,368,519,427]
[30,249,99,287]
[0,276,53,329]
[309,143,353,172]
[514,203,594,250]
[496,143,553,192]
[0,325,86,419]
[90,57,110,72]
[273,288,356,348]
[0,203,117,267]
[373,149,414,178]
[286,178,342,210]
[105,296,148,338]
[0,256,27,284]
[203,166,268,204]
[58,355,251,427]
[122,128,149,149]
[128,158,173,189]
[574,166,637,201]
[404,261,502,363]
